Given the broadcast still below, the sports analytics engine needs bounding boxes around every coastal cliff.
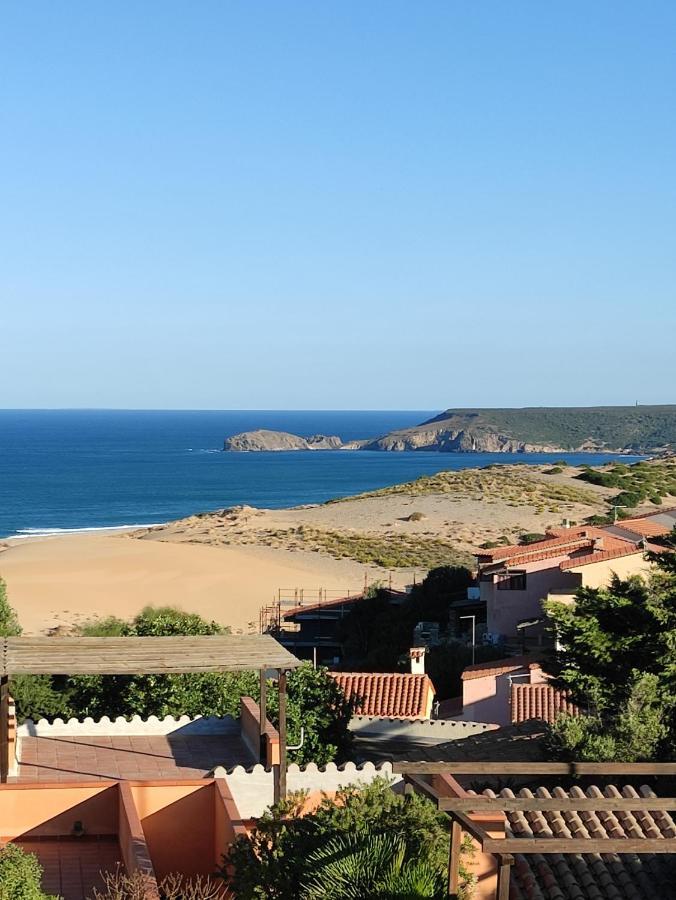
[224,406,676,454]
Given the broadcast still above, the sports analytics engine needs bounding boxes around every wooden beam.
[483,837,676,854]
[440,796,676,813]
[393,761,676,776]
[0,676,8,783]
[447,819,462,898]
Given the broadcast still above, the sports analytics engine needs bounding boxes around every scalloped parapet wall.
[18,714,239,737]
[348,715,497,739]
[215,760,398,819]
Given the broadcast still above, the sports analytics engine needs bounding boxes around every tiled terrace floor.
[17,837,122,900]
[15,734,256,781]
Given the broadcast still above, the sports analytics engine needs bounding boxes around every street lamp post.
[460,614,476,666]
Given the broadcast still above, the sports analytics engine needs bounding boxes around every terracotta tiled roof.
[499,541,595,568]
[461,655,540,682]
[329,672,434,719]
[476,531,597,562]
[476,784,676,900]
[559,543,648,569]
[613,517,672,538]
[510,682,579,724]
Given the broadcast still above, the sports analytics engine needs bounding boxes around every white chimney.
[409,647,426,675]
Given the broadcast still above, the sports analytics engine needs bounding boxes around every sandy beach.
[0,462,627,636]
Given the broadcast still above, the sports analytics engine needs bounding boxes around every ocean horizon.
[0,409,644,539]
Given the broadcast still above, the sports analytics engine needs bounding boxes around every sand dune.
[0,531,377,635]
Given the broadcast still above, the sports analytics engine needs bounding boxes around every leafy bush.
[67,609,352,764]
[519,532,547,545]
[223,779,474,900]
[0,579,71,722]
[0,843,56,900]
[543,466,563,475]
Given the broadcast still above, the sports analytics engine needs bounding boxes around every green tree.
[264,664,354,765]
[547,672,669,762]
[223,779,474,900]
[545,573,674,711]
[545,555,676,760]
[338,566,474,673]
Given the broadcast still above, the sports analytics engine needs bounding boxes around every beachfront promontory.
[223,405,676,454]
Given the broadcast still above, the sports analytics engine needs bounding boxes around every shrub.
[0,578,20,637]
[519,532,548,545]
[222,779,474,900]
[0,843,56,900]
[543,466,563,475]
[0,579,71,722]
[91,868,226,900]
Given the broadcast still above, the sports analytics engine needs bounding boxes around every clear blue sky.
[1,2,674,409]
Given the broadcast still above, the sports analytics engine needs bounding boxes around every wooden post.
[274,669,287,804]
[496,854,513,900]
[259,668,267,763]
[0,675,9,783]
[447,818,462,897]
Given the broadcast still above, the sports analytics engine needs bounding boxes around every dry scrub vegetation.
[334,465,601,513]
[250,526,474,569]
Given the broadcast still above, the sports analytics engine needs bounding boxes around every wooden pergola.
[395,761,676,899]
[0,634,302,798]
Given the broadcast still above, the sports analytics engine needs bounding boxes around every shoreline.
[1,456,669,639]
[0,451,650,542]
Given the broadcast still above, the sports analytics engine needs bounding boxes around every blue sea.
[0,410,642,539]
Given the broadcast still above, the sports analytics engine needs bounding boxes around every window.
[497,572,527,591]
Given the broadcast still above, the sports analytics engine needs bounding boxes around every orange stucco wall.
[131,783,216,879]
[0,783,117,839]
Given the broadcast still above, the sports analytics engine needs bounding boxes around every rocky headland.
[223,406,676,454]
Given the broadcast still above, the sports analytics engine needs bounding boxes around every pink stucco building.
[476,516,669,641]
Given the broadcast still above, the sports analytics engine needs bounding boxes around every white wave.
[8,523,167,540]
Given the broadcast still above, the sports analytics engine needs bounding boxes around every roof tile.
[510,683,579,724]
[328,671,434,718]
[492,784,676,899]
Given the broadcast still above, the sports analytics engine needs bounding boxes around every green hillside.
[424,406,676,451]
